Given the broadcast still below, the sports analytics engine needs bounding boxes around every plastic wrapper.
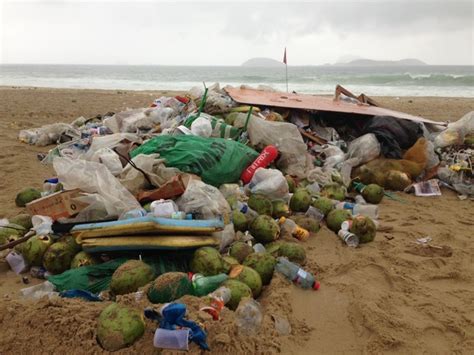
[53,157,141,219]
[19,123,79,147]
[437,167,474,196]
[104,108,172,134]
[246,168,289,201]
[214,223,236,252]
[176,180,231,220]
[434,112,474,148]
[119,154,180,196]
[245,116,308,177]
[190,116,212,137]
[89,148,123,176]
[346,133,381,166]
[84,133,142,161]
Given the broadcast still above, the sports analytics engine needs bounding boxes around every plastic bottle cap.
[313,281,321,290]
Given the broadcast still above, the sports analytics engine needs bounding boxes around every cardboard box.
[137,174,200,203]
[26,189,89,221]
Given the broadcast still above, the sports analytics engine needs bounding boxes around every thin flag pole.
[283,47,288,92]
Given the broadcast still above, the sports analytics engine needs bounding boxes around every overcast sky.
[1,0,473,65]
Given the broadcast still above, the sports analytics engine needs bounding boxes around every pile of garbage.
[1,83,473,351]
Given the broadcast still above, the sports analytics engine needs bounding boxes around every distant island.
[335,58,427,66]
[241,57,284,67]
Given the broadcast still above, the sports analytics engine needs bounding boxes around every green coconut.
[226,196,238,210]
[71,251,98,269]
[147,272,193,304]
[0,224,24,245]
[384,170,412,191]
[110,260,155,295]
[297,179,310,188]
[248,194,273,216]
[15,187,42,207]
[229,265,262,298]
[291,216,320,233]
[289,188,311,212]
[362,184,384,204]
[265,241,284,255]
[277,242,306,265]
[232,211,248,232]
[311,197,334,217]
[17,235,52,267]
[9,214,33,230]
[97,303,145,352]
[272,200,290,218]
[321,183,346,201]
[222,279,253,310]
[43,239,79,274]
[222,255,240,273]
[229,241,254,263]
[350,215,377,243]
[190,247,225,276]
[249,215,280,243]
[285,175,296,193]
[326,209,352,232]
[243,252,276,285]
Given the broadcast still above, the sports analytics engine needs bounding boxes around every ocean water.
[1,64,473,97]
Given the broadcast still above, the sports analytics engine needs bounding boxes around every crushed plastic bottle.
[275,257,320,290]
[200,286,232,320]
[235,298,263,334]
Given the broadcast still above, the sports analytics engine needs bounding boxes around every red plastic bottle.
[241,145,279,184]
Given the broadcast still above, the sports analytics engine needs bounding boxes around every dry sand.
[0,87,473,354]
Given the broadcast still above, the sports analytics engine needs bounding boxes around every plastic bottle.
[200,286,232,320]
[338,221,359,247]
[119,208,147,220]
[240,145,279,184]
[275,257,320,290]
[278,217,310,241]
[236,201,259,221]
[253,243,266,253]
[235,298,263,334]
[334,201,378,220]
[192,273,228,297]
[305,206,325,222]
[150,199,179,218]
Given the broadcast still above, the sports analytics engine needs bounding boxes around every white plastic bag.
[246,116,308,177]
[90,148,123,176]
[53,157,141,218]
[345,133,381,165]
[176,180,230,219]
[434,111,474,148]
[119,153,180,195]
[190,116,212,137]
[214,223,236,252]
[247,168,289,201]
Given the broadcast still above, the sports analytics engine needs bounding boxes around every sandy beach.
[0,86,473,354]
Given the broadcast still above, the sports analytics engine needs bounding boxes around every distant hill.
[241,57,284,67]
[335,58,427,66]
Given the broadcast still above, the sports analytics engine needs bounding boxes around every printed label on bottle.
[297,269,308,279]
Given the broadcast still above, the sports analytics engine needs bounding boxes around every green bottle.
[192,273,228,297]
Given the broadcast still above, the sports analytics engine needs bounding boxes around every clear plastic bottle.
[236,201,259,221]
[338,220,359,247]
[235,298,263,334]
[305,206,325,222]
[200,286,232,320]
[278,217,310,241]
[275,257,320,290]
[253,243,266,253]
[334,201,378,220]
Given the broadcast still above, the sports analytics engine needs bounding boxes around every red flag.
[283,47,287,64]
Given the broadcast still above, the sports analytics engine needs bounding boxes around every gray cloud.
[1,1,473,65]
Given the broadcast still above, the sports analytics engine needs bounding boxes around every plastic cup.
[153,328,189,350]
